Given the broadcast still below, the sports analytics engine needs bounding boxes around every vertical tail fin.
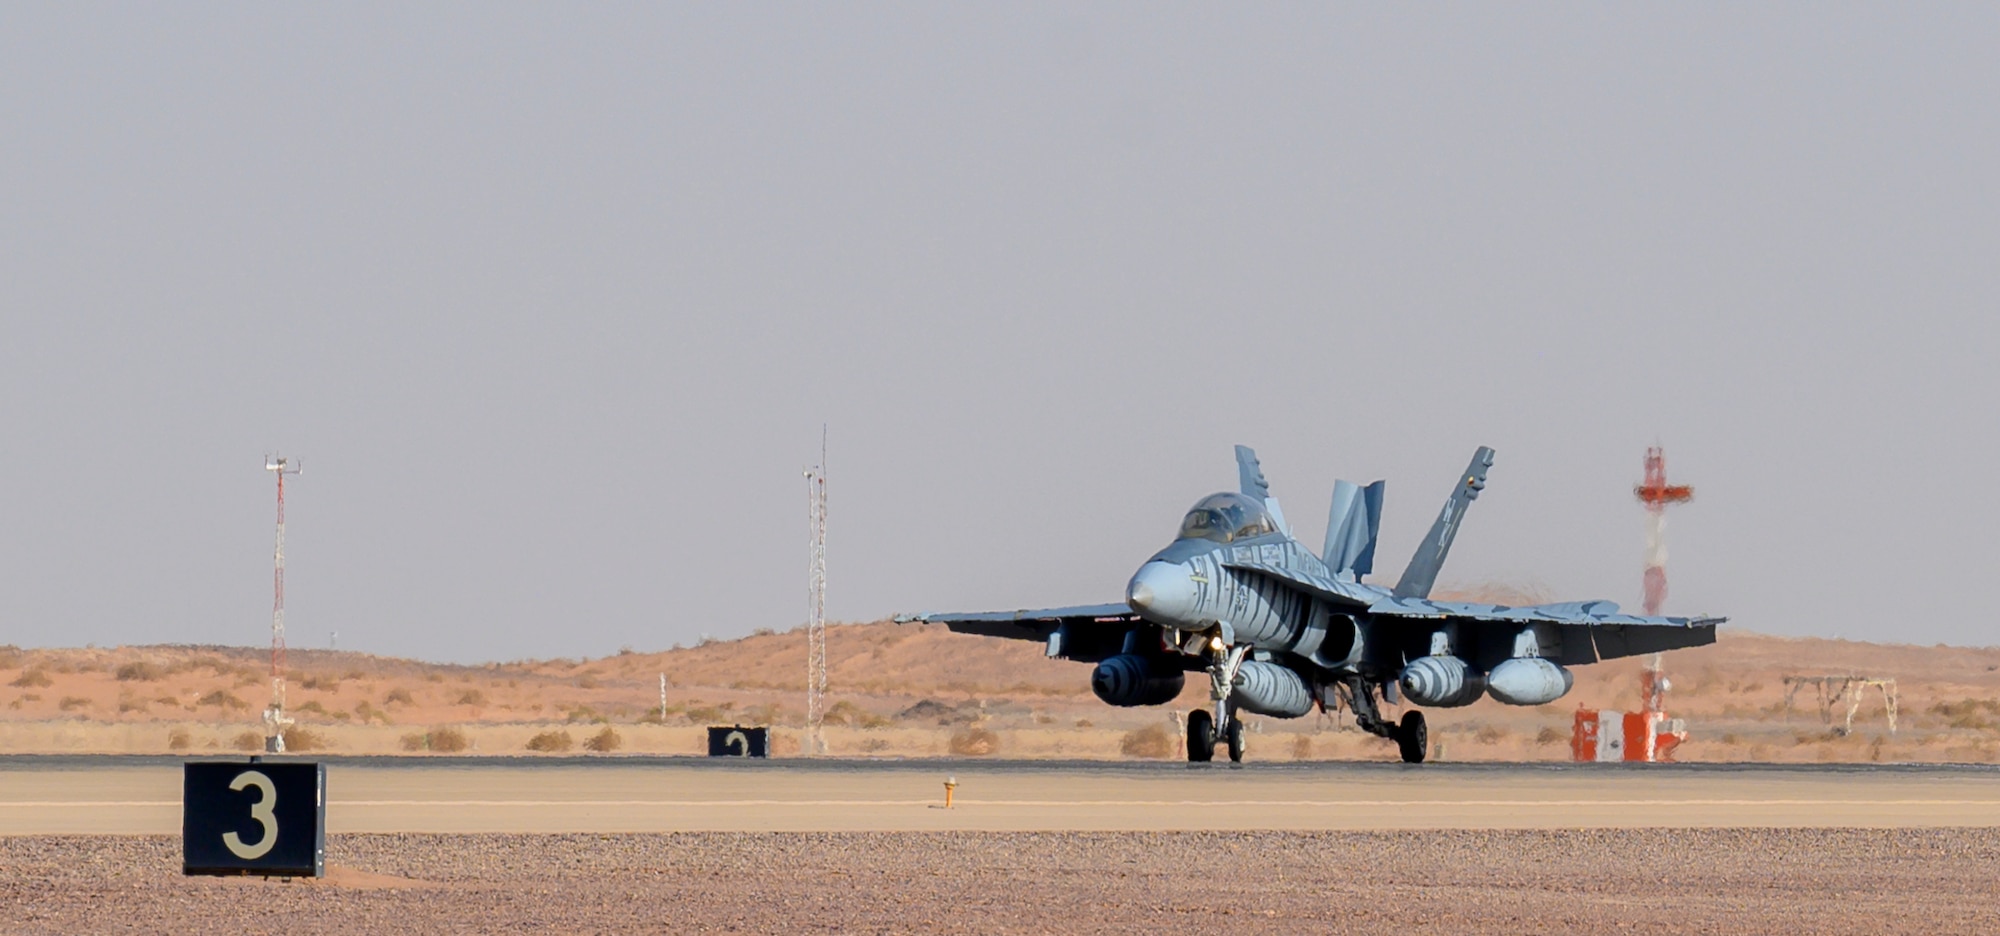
[1392,447,1495,599]
[1323,479,1386,579]
[1234,444,1291,536]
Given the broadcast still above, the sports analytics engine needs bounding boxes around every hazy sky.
[3,6,1996,662]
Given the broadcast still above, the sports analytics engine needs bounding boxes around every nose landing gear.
[1183,708,1246,763]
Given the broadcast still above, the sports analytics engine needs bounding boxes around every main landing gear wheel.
[1225,718,1246,763]
[1186,709,1216,762]
[1396,711,1428,764]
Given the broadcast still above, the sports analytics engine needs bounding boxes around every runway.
[4,756,1998,834]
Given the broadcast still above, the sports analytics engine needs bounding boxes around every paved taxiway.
[4,756,1998,834]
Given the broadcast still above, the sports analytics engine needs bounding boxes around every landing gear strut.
[1186,709,1215,762]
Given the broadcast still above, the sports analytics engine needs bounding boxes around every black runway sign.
[182,761,325,878]
[707,725,769,757]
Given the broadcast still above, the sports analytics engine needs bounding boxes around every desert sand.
[2,619,1996,763]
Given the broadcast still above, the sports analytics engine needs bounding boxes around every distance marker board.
[183,761,325,878]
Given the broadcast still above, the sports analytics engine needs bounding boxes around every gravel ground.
[4,829,1998,934]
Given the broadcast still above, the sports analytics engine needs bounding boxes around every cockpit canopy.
[1176,492,1278,543]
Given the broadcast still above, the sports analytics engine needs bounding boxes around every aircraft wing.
[894,603,1138,642]
[1366,597,1722,662]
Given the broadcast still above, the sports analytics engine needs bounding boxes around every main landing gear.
[1395,711,1428,765]
[1339,677,1429,764]
[1185,709,1246,763]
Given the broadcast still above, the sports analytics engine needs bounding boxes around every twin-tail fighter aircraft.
[900,446,1723,763]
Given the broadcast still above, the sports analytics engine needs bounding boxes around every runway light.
[943,776,957,809]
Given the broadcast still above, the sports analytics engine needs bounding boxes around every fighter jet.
[899,446,1722,763]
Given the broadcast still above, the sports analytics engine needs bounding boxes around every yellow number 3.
[222,770,278,860]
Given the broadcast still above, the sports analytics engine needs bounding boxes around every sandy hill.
[2,622,1997,762]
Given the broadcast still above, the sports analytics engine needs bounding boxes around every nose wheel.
[1185,709,1246,763]
[1186,709,1216,762]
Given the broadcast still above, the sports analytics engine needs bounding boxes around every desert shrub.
[567,705,604,724]
[1291,734,1314,759]
[1075,719,1094,729]
[1534,726,1567,745]
[527,730,574,753]
[751,627,775,637]
[231,731,263,751]
[118,697,149,714]
[1720,732,1742,745]
[575,674,600,689]
[344,669,367,681]
[1119,723,1175,759]
[282,728,326,752]
[1474,725,1507,745]
[584,726,623,752]
[354,700,388,724]
[58,696,91,712]
[300,674,338,692]
[297,700,328,715]
[116,661,165,682]
[197,690,248,710]
[0,645,21,669]
[425,673,444,683]
[233,674,259,689]
[10,670,52,689]
[824,700,861,726]
[384,687,414,705]
[166,729,191,751]
[399,733,427,751]
[154,695,178,707]
[428,727,469,753]
[455,689,487,706]
[949,725,1000,756]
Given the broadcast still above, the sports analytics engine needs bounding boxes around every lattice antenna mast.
[263,455,301,752]
[1633,447,1693,616]
[804,431,829,756]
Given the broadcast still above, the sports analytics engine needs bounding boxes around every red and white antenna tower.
[804,429,829,756]
[1632,447,1693,616]
[263,454,302,752]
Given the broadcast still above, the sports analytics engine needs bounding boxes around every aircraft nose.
[1126,561,1197,623]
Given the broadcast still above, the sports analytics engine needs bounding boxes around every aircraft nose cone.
[1126,561,1197,624]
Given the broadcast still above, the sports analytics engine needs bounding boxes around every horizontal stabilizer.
[1323,479,1386,579]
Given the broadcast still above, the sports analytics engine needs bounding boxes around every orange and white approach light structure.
[263,455,301,753]
[1633,447,1694,616]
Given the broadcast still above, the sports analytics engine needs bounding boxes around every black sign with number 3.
[183,761,325,877]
